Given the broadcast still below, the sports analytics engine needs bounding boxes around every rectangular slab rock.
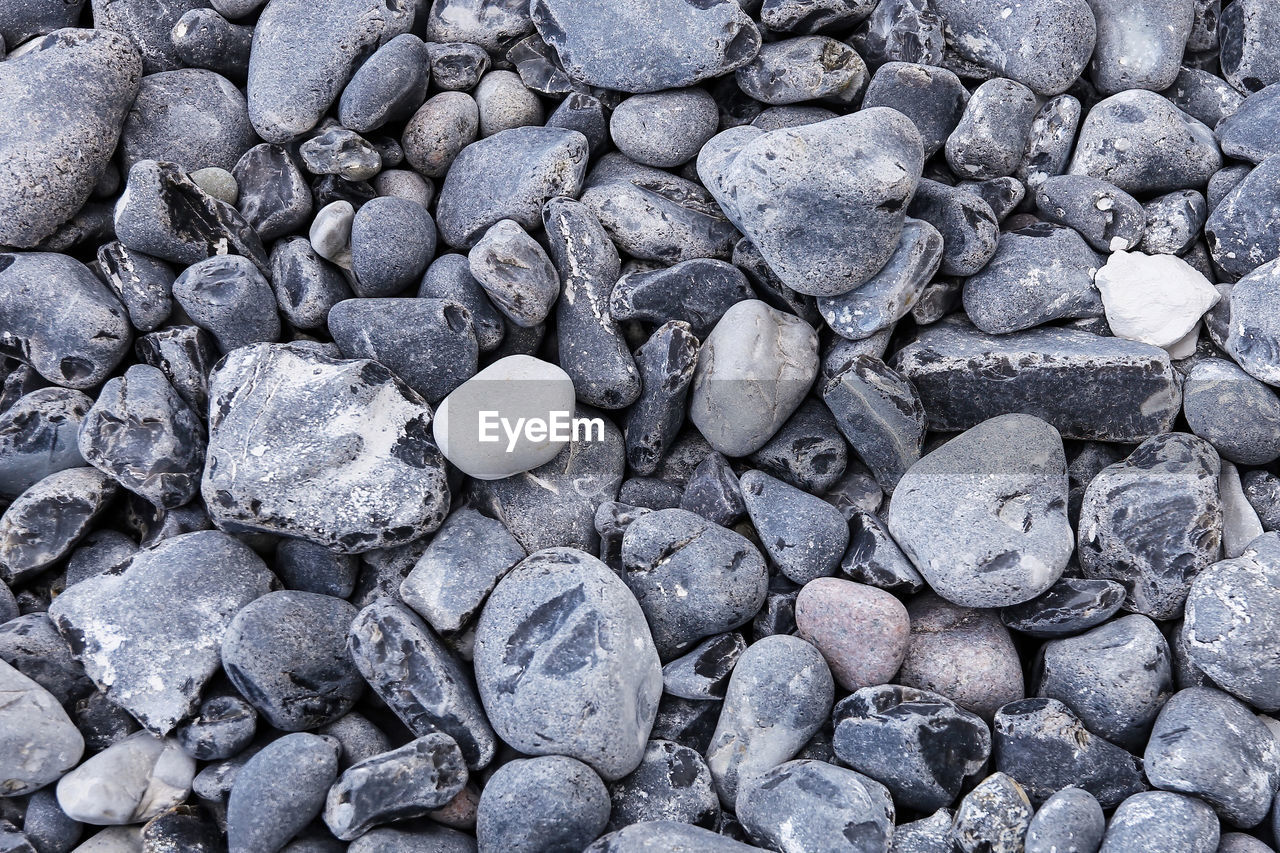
[891,318,1181,441]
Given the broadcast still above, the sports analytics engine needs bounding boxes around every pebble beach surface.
[3,0,1280,851]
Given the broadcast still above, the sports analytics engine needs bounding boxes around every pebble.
[1223,259,1280,384]
[661,633,746,701]
[740,469,848,584]
[337,34,430,134]
[226,733,339,853]
[736,36,866,105]
[119,69,254,173]
[77,365,203,508]
[1142,190,1208,255]
[1000,577,1127,637]
[174,695,256,761]
[1162,66,1245,130]
[862,63,968,157]
[133,325,218,415]
[1068,90,1221,195]
[299,128,382,182]
[585,822,761,853]
[1207,158,1280,280]
[737,760,893,853]
[625,322,700,473]
[324,734,468,841]
[0,612,93,704]
[822,354,925,492]
[424,0,533,53]
[1089,0,1193,94]
[605,739,720,831]
[1077,433,1223,620]
[832,684,990,812]
[610,259,752,338]
[893,318,1182,442]
[0,29,141,248]
[473,548,661,780]
[699,110,924,297]
[1218,0,1280,94]
[233,144,313,242]
[689,300,819,457]
[1095,250,1219,351]
[906,179,1000,277]
[474,71,543,138]
[245,0,411,142]
[1024,787,1105,853]
[169,9,253,82]
[47,531,272,734]
[1242,471,1280,531]
[841,510,924,592]
[0,387,91,499]
[475,755,609,852]
[620,508,767,659]
[56,732,193,825]
[945,78,1039,180]
[609,88,719,168]
[1099,791,1221,852]
[348,196,437,296]
[1183,357,1280,464]
[172,254,280,354]
[202,343,450,553]
[95,242,175,334]
[436,126,587,249]
[1034,174,1146,253]
[0,467,117,586]
[993,697,1146,807]
[950,772,1034,853]
[0,658,83,797]
[795,578,909,691]
[896,593,1025,719]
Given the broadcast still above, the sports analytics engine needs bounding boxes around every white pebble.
[1094,250,1220,351]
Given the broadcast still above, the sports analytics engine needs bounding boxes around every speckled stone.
[795,578,909,691]
[950,772,1034,853]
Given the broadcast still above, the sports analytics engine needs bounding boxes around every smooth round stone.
[1036,613,1173,751]
[906,179,1000,276]
[348,196,437,297]
[999,577,1127,638]
[323,734,468,841]
[318,713,391,769]
[951,772,1034,853]
[1088,0,1194,94]
[896,593,1025,719]
[745,398,847,495]
[861,62,968,158]
[172,255,280,354]
[736,36,866,105]
[77,365,204,509]
[620,509,768,659]
[401,92,478,179]
[740,470,848,584]
[56,733,193,825]
[1077,433,1223,620]
[467,219,560,328]
[189,167,238,205]
[1099,791,1220,853]
[0,659,84,797]
[609,88,719,168]
[1184,358,1280,465]
[992,698,1146,808]
[202,343,450,553]
[221,591,361,732]
[268,237,351,330]
[698,110,924,298]
[930,0,1094,95]
[174,695,257,761]
[888,414,1073,608]
[962,222,1105,335]
[688,300,819,458]
[373,170,433,209]
[226,733,339,853]
[1162,67,1246,132]
[0,0,86,46]
[1218,834,1276,853]
[1095,251,1219,351]
[832,684,990,813]
[433,355,576,481]
[0,467,118,586]
[1068,90,1221,195]
[246,0,412,142]
[0,29,142,248]
[795,578,908,691]
[585,822,762,853]
[95,240,175,334]
[474,70,543,138]
[435,126,588,249]
[705,634,834,808]
[529,0,760,93]
[338,34,430,134]
[23,786,83,853]
[0,387,91,499]
[474,548,662,781]
[1035,174,1146,253]
[0,252,132,390]
[119,69,255,173]
[308,200,354,269]
[738,760,893,853]
[1183,533,1280,710]
[1025,787,1105,853]
[945,78,1039,181]
[476,756,610,853]
[606,739,720,831]
[1144,687,1279,828]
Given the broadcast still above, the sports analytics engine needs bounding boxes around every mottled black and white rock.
[324,734,468,841]
[347,600,495,769]
[705,634,833,808]
[1098,791,1220,852]
[436,126,588,249]
[606,739,720,831]
[172,255,279,355]
[1025,787,1105,853]
[740,469,848,584]
[47,531,272,734]
[1142,190,1209,256]
[1144,686,1278,827]
[0,29,141,248]
[945,78,1039,180]
[625,322,700,474]
[1035,175,1146,253]
[993,697,1146,808]
[233,144,314,242]
[77,365,204,508]
[0,467,117,585]
[476,755,609,852]
[299,127,382,182]
[680,452,747,527]
[738,760,893,853]
[95,241,175,334]
[1218,0,1280,94]
[226,733,339,853]
[466,218,559,329]
[0,388,91,500]
[747,398,847,494]
[950,772,1034,853]
[0,612,93,705]
[1207,159,1280,280]
[134,325,218,416]
[892,318,1182,441]
[202,343,450,553]
[55,731,193,825]
[1036,613,1173,751]
[906,179,1001,277]
[1077,433,1222,619]
[474,548,661,780]
[174,695,257,761]
[1000,577,1127,638]
[170,9,253,81]
[822,354,925,492]
[610,259,752,338]
[699,111,924,297]
[833,684,990,812]
[1068,90,1221,195]
[0,252,132,390]
[661,633,747,702]
[840,510,924,592]
[0,658,83,798]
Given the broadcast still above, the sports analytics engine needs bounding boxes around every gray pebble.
[267,238,350,330]
[0,468,117,586]
[474,70,543,137]
[822,354,924,492]
[226,733,339,853]
[606,739,720,831]
[374,170,433,208]
[338,34,430,134]
[1025,787,1105,853]
[1184,357,1280,464]
[299,128,382,182]
[1035,174,1146,253]
[741,469,848,584]
[611,259,752,340]
[680,452,747,527]
[890,810,954,853]
[760,0,874,33]
[1142,190,1208,255]
[134,325,219,415]
[945,77,1039,181]
[467,219,559,328]
[862,62,968,157]
[610,88,719,168]
[705,634,834,808]
[173,255,280,354]
[0,388,91,500]
[950,772,1034,853]
[1241,470,1280,531]
[169,9,253,82]
[0,0,85,47]
[425,41,490,92]
[348,196,437,296]
[1207,160,1280,280]
[738,760,893,853]
[1162,66,1246,131]
[0,610,93,705]
[736,36,866,105]
[751,105,840,130]
[1218,0,1280,94]
[476,755,610,852]
[906,179,1000,277]
[418,254,505,352]
[1018,94,1084,191]
[848,0,944,68]
[746,397,847,495]
[174,694,257,761]
[661,633,747,701]
[0,658,83,798]
[309,200,354,269]
[96,242,175,333]
[1000,576,1127,637]
[424,0,533,53]
[840,509,923,592]
[1088,0,1194,94]
[1099,791,1220,853]
[120,69,255,173]
[626,322,700,475]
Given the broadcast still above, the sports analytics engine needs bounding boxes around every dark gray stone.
[170,9,254,82]
[339,34,431,134]
[610,259,753,339]
[95,242,175,333]
[740,469,848,585]
[584,822,763,852]
[268,237,351,330]
[1099,791,1220,852]
[299,128,382,182]
[680,452,747,528]
[0,613,93,705]
[1142,190,1208,255]
[0,388,91,500]
[848,0,944,68]
[174,694,257,761]
[840,510,923,592]
[661,633,747,701]
[1160,66,1244,130]
[234,144,315,242]
[0,0,85,47]
[1207,161,1280,280]
[173,254,280,354]
[626,322,699,475]
[1000,577,1127,638]
[1018,94,1084,192]
[467,218,559,328]
[226,733,339,853]
[1025,787,1105,853]
[747,398,847,495]
[736,36,865,105]
[606,739,720,831]
[1218,0,1280,94]
[134,325,219,416]
[738,760,893,853]
[418,254,505,352]
[861,62,968,157]
[1184,357,1280,464]
[945,78,1039,180]
[906,179,1000,277]
[0,467,117,585]
[1035,174,1146,253]
[348,196,437,297]
[822,354,924,493]
[476,755,610,852]
[120,69,255,173]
